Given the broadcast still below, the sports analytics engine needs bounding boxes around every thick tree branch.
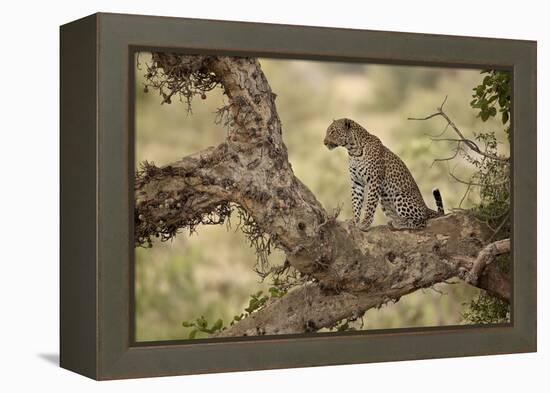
[217,214,509,337]
[468,239,510,284]
[218,283,384,337]
[135,54,511,337]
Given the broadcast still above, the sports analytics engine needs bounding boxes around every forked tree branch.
[459,238,511,286]
[408,96,509,163]
[135,55,511,336]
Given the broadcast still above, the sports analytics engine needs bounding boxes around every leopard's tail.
[432,188,444,216]
[426,188,444,218]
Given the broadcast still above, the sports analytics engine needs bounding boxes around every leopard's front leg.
[358,180,381,231]
[351,179,365,225]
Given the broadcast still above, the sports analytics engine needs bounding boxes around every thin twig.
[409,96,509,163]
[488,212,510,242]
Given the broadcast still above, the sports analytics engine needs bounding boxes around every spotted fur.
[324,118,444,230]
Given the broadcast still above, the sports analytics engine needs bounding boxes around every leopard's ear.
[344,119,352,130]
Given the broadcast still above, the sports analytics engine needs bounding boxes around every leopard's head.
[324,118,357,150]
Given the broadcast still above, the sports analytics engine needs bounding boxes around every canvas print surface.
[133,52,511,342]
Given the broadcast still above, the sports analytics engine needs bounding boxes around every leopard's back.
[379,147,431,227]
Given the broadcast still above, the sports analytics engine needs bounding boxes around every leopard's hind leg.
[385,193,427,230]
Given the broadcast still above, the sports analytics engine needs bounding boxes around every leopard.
[323,118,444,231]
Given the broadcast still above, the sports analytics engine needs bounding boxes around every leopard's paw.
[387,221,396,230]
[387,221,406,231]
[358,222,372,232]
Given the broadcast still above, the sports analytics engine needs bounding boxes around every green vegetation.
[181,288,287,339]
[470,70,511,126]
[461,70,511,324]
[462,293,509,324]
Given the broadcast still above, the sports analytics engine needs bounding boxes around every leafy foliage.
[463,131,510,236]
[452,69,511,240]
[182,287,287,339]
[470,70,511,126]
[329,317,363,332]
[462,70,511,324]
[182,316,224,339]
[462,293,509,324]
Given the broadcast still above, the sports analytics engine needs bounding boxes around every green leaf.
[268,287,281,297]
[182,321,194,327]
[480,111,490,121]
[188,329,198,339]
[197,316,208,329]
[502,111,509,124]
[337,322,349,331]
[212,319,223,331]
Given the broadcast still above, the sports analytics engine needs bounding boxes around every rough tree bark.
[135,54,511,337]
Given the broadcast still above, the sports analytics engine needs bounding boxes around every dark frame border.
[60,12,536,380]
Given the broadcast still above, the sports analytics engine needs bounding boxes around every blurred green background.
[134,53,508,342]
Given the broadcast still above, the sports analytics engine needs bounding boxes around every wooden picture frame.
[60,12,537,380]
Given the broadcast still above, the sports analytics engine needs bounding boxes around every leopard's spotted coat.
[324,118,444,230]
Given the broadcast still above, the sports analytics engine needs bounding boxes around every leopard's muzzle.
[324,140,338,150]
